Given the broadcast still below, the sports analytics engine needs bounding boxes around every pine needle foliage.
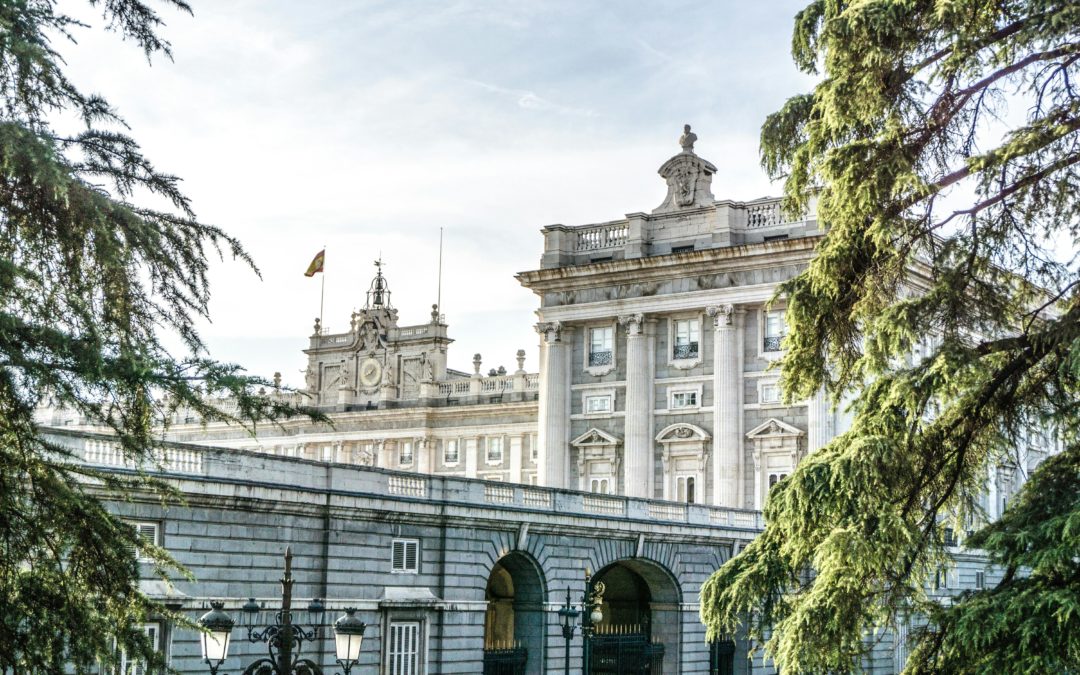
[0,1,320,672]
[700,1,1080,673]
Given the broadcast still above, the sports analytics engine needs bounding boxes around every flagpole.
[319,245,326,335]
[436,227,444,319]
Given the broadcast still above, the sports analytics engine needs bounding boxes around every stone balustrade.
[50,428,765,531]
[537,195,818,269]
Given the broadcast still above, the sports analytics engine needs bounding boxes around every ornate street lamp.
[197,601,234,675]
[581,568,606,675]
[197,548,367,674]
[333,609,367,674]
[557,588,580,675]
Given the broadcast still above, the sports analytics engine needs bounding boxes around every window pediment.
[572,428,622,448]
[656,422,711,443]
[745,418,804,440]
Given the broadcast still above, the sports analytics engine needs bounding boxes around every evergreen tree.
[700,1,1080,672]
[0,1,316,671]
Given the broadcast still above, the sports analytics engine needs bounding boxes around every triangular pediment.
[571,428,622,447]
[746,418,804,439]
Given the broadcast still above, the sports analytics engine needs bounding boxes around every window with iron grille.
[388,622,421,675]
[399,441,413,465]
[673,319,700,359]
[391,539,419,573]
[764,309,786,352]
[588,327,613,366]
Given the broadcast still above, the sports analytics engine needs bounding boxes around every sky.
[62,0,815,386]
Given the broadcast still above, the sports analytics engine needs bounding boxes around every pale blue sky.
[65,0,813,385]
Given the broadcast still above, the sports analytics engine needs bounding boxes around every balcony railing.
[763,336,783,352]
[588,350,613,367]
[576,223,629,252]
[672,343,698,360]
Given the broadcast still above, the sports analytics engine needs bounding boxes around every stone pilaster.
[807,387,830,452]
[536,321,571,488]
[620,313,652,498]
[707,304,741,507]
[509,435,523,484]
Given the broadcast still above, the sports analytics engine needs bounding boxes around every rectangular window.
[760,382,781,404]
[590,478,610,494]
[391,539,419,573]
[104,623,160,675]
[585,395,612,414]
[388,622,421,675]
[671,391,698,409]
[486,437,503,463]
[673,319,700,359]
[443,439,459,465]
[128,521,160,563]
[764,309,786,352]
[588,327,613,367]
[399,441,414,465]
[975,571,985,589]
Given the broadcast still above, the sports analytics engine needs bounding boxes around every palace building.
[42,129,1048,674]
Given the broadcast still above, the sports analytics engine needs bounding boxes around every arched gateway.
[589,558,682,674]
[484,552,547,674]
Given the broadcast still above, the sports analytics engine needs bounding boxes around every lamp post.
[556,588,579,675]
[580,569,606,675]
[196,547,366,675]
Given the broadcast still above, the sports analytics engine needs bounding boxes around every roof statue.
[679,124,697,153]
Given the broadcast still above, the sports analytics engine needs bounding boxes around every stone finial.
[497,365,507,376]
[431,303,440,323]
[313,317,322,335]
[273,372,282,389]
[515,349,526,373]
[679,124,697,153]
[473,353,482,376]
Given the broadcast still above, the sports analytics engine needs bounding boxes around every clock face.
[359,358,382,387]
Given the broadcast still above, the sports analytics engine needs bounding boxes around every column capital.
[618,313,645,336]
[535,320,563,343]
[706,304,735,328]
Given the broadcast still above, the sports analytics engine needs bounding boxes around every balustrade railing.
[576,223,629,252]
[82,439,203,474]
[484,484,515,504]
[583,494,627,516]
[388,475,427,498]
[745,200,787,229]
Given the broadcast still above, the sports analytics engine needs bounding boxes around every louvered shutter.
[392,540,405,571]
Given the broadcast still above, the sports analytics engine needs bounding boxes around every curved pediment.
[571,428,622,447]
[655,422,711,443]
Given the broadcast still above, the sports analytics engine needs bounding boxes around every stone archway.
[591,558,682,673]
[484,552,547,675]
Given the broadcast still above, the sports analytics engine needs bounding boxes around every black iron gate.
[589,633,664,674]
[709,639,735,675]
[482,646,527,675]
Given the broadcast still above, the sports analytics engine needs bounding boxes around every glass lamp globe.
[590,606,603,625]
[334,608,367,662]
[197,601,234,663]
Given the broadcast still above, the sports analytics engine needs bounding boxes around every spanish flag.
[304,249,325,277]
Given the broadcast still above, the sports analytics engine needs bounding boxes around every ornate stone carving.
[654,138,717,212]
[420,352,434,382]
[706,304,735,328]
[618,313,645,336]
[535,321,563,343]
[338,358,352,390]
[304,363,317,392]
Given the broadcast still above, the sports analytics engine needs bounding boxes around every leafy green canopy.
[0,1,316,672]
[700,1,1080,672]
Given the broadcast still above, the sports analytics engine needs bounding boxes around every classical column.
[417,437,431,474]
[707,304,741,507]
[536,321,571,488]
[620,313,652,498]
[807,387,831,453]
[509,435,523,484]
